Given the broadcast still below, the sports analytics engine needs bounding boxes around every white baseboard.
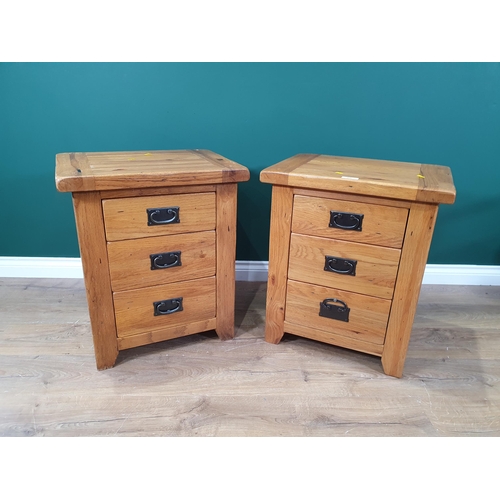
[421,264,500,286]
[0,257,500,286]
[0,257,85,279]
[235,260,269,282]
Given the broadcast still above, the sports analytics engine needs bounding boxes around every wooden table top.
[56,149,250,192]
[260,154,456,204]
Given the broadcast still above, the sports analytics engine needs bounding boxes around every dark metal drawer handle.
[147,206,180,226]
[329,211,364,231]
[154,297,183,316]
[324,255,357,276]
[319,298,350,322]
[150,251,182,270]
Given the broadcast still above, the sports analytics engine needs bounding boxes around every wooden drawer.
[113,276,216,338]
[102,192,216,241]
[107,231,216,292]
[288,233,400,299]
[285,280,391,345]
[292,195,408,248]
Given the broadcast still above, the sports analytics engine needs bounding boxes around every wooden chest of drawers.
[56,150,249,370]
[260,154,456,377]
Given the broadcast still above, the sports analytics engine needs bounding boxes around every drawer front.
[285,280,391,344]
[288,233,400,299]
[292,195,408,248]
[113,276,216,338]
[102,192,216,241]
[107,231,216,292]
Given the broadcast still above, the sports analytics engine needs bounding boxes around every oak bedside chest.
[260,154,456,377]
[56,150,250,370]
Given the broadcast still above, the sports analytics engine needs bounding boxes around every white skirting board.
[0,257,500,286]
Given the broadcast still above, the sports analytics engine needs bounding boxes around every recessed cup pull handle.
[329,211,364,231]
[153,297,183,316]
[147,206,180,226]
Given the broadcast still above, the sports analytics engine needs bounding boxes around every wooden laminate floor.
[0,278,499,436]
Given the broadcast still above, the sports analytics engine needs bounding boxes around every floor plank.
[0,278,499,436]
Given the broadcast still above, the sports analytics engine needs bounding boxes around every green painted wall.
[1,63,499,264]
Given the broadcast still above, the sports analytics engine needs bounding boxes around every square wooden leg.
[215,183,238,340]
[264,185,294,344]
[73,192,119,370]
[382,203,438,377]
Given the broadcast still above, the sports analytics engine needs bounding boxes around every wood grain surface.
[72,192,118,369]
[382,202,439,377]
[292,195,409,248]
[107,231,216,292]
[117,318,217,350]
[283,321,384,357]
[285,280,391,344]
[102,192,216,241]
[56,150,250,192]
[288,233,401,299]
[113,276,216,337]
[293,187,412,209]
[215,183,238,340]
[260,154,456,204]
[100,184,216,200]
[264,185,294,344]
[1,278,499,437]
